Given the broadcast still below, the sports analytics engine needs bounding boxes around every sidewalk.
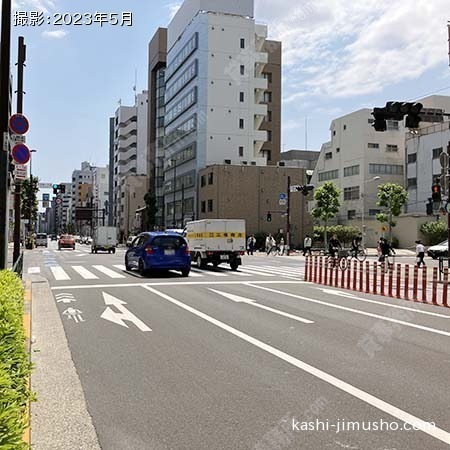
[249,248,416,258]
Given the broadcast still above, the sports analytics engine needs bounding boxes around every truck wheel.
[230,261,239,271]
[196,255,206,269]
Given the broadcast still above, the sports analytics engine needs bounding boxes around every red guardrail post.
[413,266,418,301]
[359,261,363,292]
[380,265,385,296]
[372,262,378,295]
[305,256,309,281]
[421,267,427,303]
[324,258,328,285]
[396,264,401,299]
[334,263,339,287]
[353,260,357,291]
[365,261,370,293]
[432,267,438,306]
[388,265,393,298]
[341,262,345,288]
[443,268,448,307]
[320,257,324,284]
[313,256,318,284]
[404,265,410,300]
[346,260,351,289]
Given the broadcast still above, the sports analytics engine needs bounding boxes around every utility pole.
[447,142,450,266]
[171,159,177,227]
[13,37,26,265]
[0,0,12,269]
[286,175,291,256]
[181,183,185,227]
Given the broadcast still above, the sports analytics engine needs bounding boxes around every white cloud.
[257,0,450,100]
[13,0,56,13]
[167,2,182,20]
[41,30,68,39]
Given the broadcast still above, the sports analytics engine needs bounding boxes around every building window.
[407,153,417,164]
[347,210,356,220]
[386,144,398,152]
[201,175,206,187]
[407,178,417,188]
[333,130,336,136]
[325,152,332,160]
[208,172,214,185]
[368,143,379,149]
[344,186,360,201]
[336,147,340,153]
[208,199,213,212]
[318,169,339,182]
[387,120,399,130]
[240,65,245,75]
[165,32,198,81]
[266,110,272,122]
[267,130,272,142]
[343,125,347,130]
[369,209,381,216]
[432,147,443,159]
[239,146,244,157]
[240,92,244,102]
[239,119,244,129]
[240,38,245,49]
[201,201,206,213]
[344,165,360,177]
[369,164,403,175]
[263,92,272,103]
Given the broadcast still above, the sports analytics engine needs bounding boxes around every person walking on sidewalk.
[303,234,312,256]
[415,240,426,268]
[247,235,256,256]
[266,234,276,255]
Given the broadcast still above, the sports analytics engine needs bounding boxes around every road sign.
[279,199,287,206]
[10,134,26,144]
[56,198,62,205]
[14,164,27,180]
[3,132,9,151]
[43,193,50,201]
[440,152,449,169]
[11,143,30,165]
[279,193,287,200]
[9,113,29,135]
[381,226,387,232]
[39,183,53,189]
[43,201,49,208]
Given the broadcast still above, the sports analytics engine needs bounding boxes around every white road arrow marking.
[100,292,152,332]
[209,289,314,324]
[319,288,450,319]
[62,308,84,323]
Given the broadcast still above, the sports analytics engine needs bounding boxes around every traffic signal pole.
[0,0,12,269]
[287,175,291,256]
[13,37,26,265]
[448,142,450,267]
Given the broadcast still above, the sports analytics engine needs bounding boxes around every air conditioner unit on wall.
[278,161,286,167]
[224,159,231,165]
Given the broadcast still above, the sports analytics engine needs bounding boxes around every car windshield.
[61,235,73,239]
[437,241,448,247]
[37,234,47,239]
[151,236,186,249]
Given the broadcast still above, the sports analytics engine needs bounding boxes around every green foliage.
[20,177,39,226]
[0,271,32,449]
[143,193,158,231]
[420,220,448,245]
[311,182,341,245]
[314,225,360,246]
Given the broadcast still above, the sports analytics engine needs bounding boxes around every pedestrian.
[303,234,312,256]
[247,235,256,255]
[328,234,341,258]
[267,234,276,255]
[279,237,285,255]
[415,240,426,268]
[351,233,363,257]
[265,234,271,253]
[378,238,395,264]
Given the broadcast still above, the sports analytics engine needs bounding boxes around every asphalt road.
[26,242,450,449]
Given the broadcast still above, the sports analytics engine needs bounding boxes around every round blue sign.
[11,143,30,165]
[9,114,29,135]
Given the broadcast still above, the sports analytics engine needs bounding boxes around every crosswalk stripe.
[92,265,126,279]
[232,270,253,276]
[187,271,203,277]
[264,266,302,277]
[238,267,275,276]
[113,265,126,271]
[28,267,40,274]
[72,266,99,280]
[50,266,70,281]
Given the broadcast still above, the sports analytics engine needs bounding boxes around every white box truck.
[91,226,117,254]
[185,219,245,271]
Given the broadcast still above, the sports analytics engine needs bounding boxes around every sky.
[9,0,450,185]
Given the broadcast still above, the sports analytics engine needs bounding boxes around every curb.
[23,278,32,447]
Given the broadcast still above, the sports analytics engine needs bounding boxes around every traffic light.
[432,182,442,203]
[372,102,424,131]
[60,184,66,194]
[426,199,433,216]
[266,212,272,222]
[372,107,388,132]
[402,102,423,129]
[301,185,314,196]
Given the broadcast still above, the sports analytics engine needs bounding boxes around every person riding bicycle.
[378,237,395,263]
[351,233,363,257]
[328,234,342,258]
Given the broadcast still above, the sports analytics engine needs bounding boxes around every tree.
[375,183,408,244]
[142,192,158,231]
[420,220,447,245]
[311,182,341,246]
[20,176,39,231]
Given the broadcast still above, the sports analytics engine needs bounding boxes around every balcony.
[254,103,268,117]
[254,77,268,91]
[254,129,268,142]
[255,52,268,65]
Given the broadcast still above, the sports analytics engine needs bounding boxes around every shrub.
[420,221,447,246]
[0,271,32,450]
[313,225,360,246]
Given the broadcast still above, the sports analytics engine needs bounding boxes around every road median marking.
[141,285,450,447]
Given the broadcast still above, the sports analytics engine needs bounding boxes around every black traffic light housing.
[372,102,424,131]
[432,182,442,203]
[266,212,272,222]
[60,184,66,194]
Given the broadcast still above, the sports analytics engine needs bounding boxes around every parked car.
[35,233,48,247]
[59,234,76,250]
[50,235,57,241]
[125,232,191,277]
[427,240,448,259]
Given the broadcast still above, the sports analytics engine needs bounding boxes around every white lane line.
[92,265,126,279]
[186,271,203,277]
[51,280,306,290]
[142,286,450,447]
[210,289,314,324]
[319,288,450,319]
[50,266,71,281]
[244,266,299,280]
[72,266,99,280]
[239,267,275,277]
[198,270,228,277]
[263,267,302,277]
[28,267,41,274]
[231,271,253,277]
[247,285,450,337]
[113,265,126,271]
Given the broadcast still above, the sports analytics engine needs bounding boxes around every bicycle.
[349,245,367,262]
[327,249,348,271]
[379,252,395,273]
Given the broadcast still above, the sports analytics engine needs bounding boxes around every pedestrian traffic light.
[60,184,66,194]
[52,184,58,194]
[432,182,442,203]
[266,212,272,222]
[426,199,433,216]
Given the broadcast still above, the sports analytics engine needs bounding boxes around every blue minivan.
[125,232,191,277]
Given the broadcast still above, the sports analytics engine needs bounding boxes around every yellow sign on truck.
[185,219,246,271]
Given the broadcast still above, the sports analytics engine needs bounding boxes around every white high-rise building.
[92,166,109,221]
[160,0,272,226]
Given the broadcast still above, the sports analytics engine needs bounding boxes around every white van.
[36,233,48,247]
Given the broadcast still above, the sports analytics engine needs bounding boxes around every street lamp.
[361,176,381,248]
